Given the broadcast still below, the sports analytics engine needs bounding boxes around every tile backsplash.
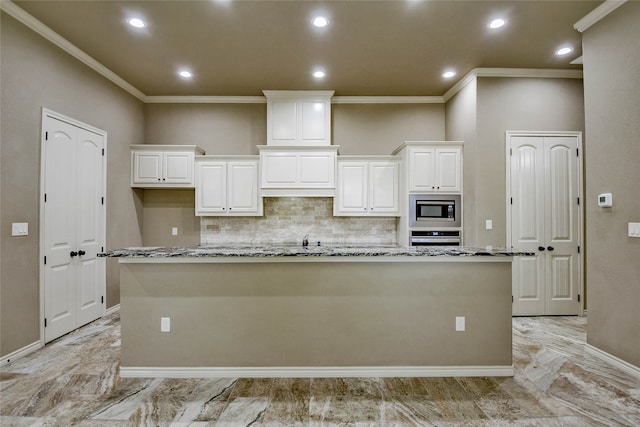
[201,197,397,246]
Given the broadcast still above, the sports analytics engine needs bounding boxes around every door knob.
[78,250,86,256]
[538,246,546,251]
[70,251,78,257]
[547,246,555,251]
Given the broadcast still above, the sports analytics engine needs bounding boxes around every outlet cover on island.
[161,317,171,332]
[172,227,178,236]
[456,316,465,332]
[485,220,493,230]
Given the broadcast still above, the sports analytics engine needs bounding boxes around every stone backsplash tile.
[201,197,398,246]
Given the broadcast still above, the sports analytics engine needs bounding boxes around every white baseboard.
[586,344,640,379]
[1,341,42,367]
[104,304,120,316]
[120,365,514,378]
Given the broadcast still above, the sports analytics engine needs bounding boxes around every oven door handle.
[410,238,461,243]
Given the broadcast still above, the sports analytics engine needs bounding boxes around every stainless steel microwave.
[409,194,461,228]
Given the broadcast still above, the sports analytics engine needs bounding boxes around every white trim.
[104,304,121,316]
[574,0,628,33]
[120,365,514,378]
[1,341,42,367]
[586,344,640,379]
[145,96,267,104]
[443,68,584,102]
[1,1,146,102]
[332,96,443,104]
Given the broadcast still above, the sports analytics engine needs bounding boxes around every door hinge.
[510,148,513,156]
[45,131,48,141]
[510,198,513,205]
[512,296,514,303]
[577,148,579,157]
[44,256,47,265]
[578,246,581,254]
[101,197,104,205]
[578,294,581,302]
[44,193,47,203]
[101,296,104,304]
[577,197,580,205]
[101,246,104,252]
[44,318,47,328]
[102,148,105,156]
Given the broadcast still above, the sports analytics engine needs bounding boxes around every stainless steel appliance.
[409,194,461,228]
[410,230,461,246]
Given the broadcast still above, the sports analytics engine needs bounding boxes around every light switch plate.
[12,223,28,236]
[485,220,493,230]
[456,316,465,332]
[629,223,640,238]
[171,227,178,236]
[161,317,171,332]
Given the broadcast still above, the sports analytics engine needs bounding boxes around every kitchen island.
[103,245,531,378]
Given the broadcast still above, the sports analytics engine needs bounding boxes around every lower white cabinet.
[334,158,400,216]
[195,157,262,216]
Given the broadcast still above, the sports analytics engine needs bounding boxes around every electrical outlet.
[172,227,178,236]
[485,220,493,230]
[161,317,171,332]
[629,223,640,238]
[456,316,465,332]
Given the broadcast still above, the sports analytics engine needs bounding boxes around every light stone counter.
[111,245,522,378]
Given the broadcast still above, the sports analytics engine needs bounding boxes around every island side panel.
[120,260,512,368]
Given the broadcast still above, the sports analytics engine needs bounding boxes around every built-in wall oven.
[409,194,462,246]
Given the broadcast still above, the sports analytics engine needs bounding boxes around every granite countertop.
[99,245,534,258]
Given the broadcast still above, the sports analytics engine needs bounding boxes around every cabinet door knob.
[547,246,555,251]
[78,250,86,256]
[70,251,78,258]
[538,246,546,251]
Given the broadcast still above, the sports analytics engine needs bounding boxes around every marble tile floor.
[1,312,639,426]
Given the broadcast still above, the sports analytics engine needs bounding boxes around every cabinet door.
[163,152,193,184]
[435,148,461,192]
[261,152,298,187]
[270,100,298,145]
[409,148,436,192]
[227,161,260,214]
[132,151,162,184]
[335,162,368,215]
[195,162,226,215]
[299,152,335,188]
[300,100,328,144]
[369,162,399,215]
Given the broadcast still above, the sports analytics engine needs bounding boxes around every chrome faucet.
[302,234,309,247]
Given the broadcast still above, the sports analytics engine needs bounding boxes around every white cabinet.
[263,91,334,146]
[408,146,462,193]
[258,146,339,197]
[131,145,205,188]
[334,158,399,216]
[195,156,262,216]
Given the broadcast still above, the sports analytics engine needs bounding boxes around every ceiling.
[12,0,601,97]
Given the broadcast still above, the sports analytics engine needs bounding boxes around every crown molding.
[574,0,628,33]
[332,96,443,104]
[144,96,266,104]
[1,0,147,102]
[443,68,584,102]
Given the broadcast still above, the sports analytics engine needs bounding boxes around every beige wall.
[446,77,585,247]
[582,2,640,368]
[140,190,200,247]
[0,13,144,357]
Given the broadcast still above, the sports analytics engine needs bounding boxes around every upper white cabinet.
[258,146,339,197]
[394,143,462,193]
[131,145,205,188]
[195,156,262,216]
[263,91,334,146]
[334,157,400,216]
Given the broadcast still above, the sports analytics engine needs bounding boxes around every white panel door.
[435,148,462,192]
[163,152,192,184]
[195,162,226,215]
[227,162,259,214]
[132,151,162,184]
[409,148,436,192]
[509,134,580,316]
[43,114,105,342]
[336,161,368,214]
[44,118,78,341]
[369,162,399,214]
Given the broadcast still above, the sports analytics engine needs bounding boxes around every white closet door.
[43,114,105,342]
[44,118,78,341]
[509,134,580,316]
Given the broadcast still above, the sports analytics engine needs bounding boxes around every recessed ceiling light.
[178,70,193,79]
[489,18,505,29]
[128,18,145,28]
[442,70,456,79]
[312,16,329,28]
[556,47,573,56]
[313,70,326,79]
